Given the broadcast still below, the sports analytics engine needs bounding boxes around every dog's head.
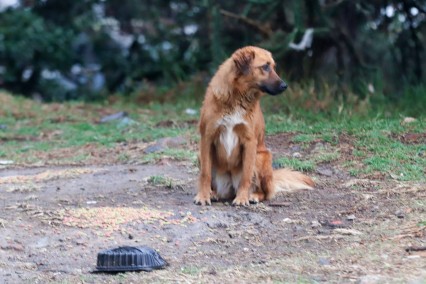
[232,46,287,96]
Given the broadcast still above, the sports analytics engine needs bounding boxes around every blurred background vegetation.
[0,0,425,111]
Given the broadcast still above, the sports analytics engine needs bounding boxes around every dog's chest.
[216,110,247,157]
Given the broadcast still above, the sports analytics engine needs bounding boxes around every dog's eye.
[262,64,271,72]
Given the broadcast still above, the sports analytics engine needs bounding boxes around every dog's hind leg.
[251,147,274,202]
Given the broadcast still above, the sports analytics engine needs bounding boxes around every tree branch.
[220,9,272,38]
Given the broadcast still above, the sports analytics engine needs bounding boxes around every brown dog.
[195,46,314,206]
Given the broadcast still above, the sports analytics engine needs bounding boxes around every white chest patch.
[217,109,246,157]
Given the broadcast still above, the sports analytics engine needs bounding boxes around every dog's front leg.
[232,137,256,206]
[194,137,213,205]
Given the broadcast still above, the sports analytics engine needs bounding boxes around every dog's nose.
[279,81,288,91]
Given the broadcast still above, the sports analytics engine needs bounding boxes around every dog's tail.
[272,168,314,196]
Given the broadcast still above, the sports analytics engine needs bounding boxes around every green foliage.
[0,9,74,98]
[392,84,426,117]
[0,9,73,69]
[1,1,425,102]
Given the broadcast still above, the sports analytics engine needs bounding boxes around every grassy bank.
[0,87,424,182]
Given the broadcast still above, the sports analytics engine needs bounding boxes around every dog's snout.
[279,81,288,91]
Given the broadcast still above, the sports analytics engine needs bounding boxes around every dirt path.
[0,161,425,283]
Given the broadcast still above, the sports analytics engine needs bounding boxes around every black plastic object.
[96,246,168,272]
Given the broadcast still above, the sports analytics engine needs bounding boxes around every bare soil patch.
[0,144,425,283]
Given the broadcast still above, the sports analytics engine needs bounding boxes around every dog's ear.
[233,49,255,75]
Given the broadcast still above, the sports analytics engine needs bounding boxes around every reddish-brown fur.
[195,46,314,206]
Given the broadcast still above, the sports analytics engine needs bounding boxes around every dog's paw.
[232,195,250,206]
[210,190,219,202]
[249,191,265,204]
[194,193,211,206]
[249,195,259,204]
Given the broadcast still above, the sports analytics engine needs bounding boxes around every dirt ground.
[0,136,425,283]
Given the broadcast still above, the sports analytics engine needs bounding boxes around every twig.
[268,202,291,207]
[389,226,425,240]
[292,234,345,242]
[220,9,272,37]
[320,0,347,8]
[405,246,426,252]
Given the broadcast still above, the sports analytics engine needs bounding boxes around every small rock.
[0,160,14,165]
[290,145,301,152]
[228,231,237,238]
[317,228,329,235]
[144,144,166,154]
[292,152,302,158]
[1,244,24,252]
[313,142,325,152]
[71,268,83,275]
[162,136,187,148]
[318,257,330,266]
[363,194,374,200]
[243,247,249,252]
[117,117,137,128]
[283,218,294,224]
[346,214,356,221]
[316,167,333,177]
[144,136,187,154]
[371,205,379,212]
[34,237,49,248]
[395,210,405,219]
[0,218,7,227]
[357,274,385,284]
[325,219,345,228]
[206,220,228,229]
[293,225,305,232]
[311,220,322,228]
[99,111,128,123]
[401,117,417,125]
[208,268,217,275]
[185,108,197,115]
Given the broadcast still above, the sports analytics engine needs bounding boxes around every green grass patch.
[274,157,315,172]
[263,100,425,181]
[147,175,174,188]
[142,148,197,164]
[313,151,340,163]
[180,266,201,276]
[1,89,425,182]
[0,91,199,164]
[292,134,317,143]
